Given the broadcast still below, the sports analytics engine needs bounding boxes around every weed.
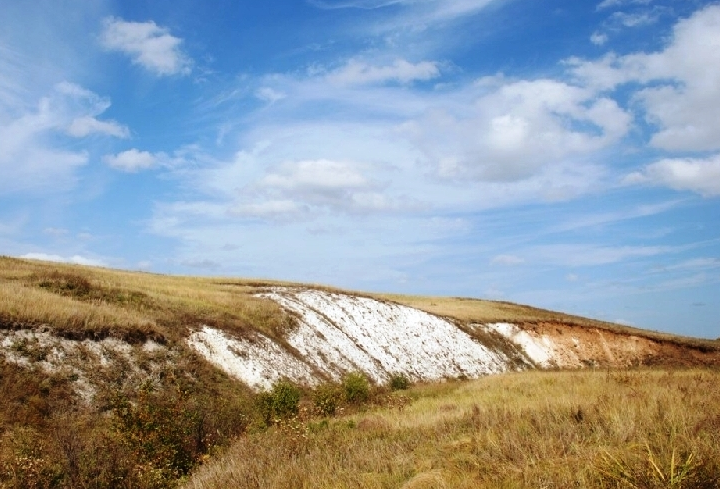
[257,379,302,424]
[312,382,342,416]
[389,373,411,391]
[342,371,370,404]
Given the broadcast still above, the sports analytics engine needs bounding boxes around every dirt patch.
[525,322,720,369]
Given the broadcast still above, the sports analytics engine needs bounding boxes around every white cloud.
[255,87,286,103]
[491,254,524,265]
[20,253,106,267]
[103,149,157,172]
[569,5,720,152]
[403,78,631,181]
[624,154,720,197]
[652,258,720,272]
[230,200,305,220]
[238,159,403,217]
[100,17,191,76]
[328,58,440,85]
[610,10,659,27]
[590,31,608,45]
[596,0,652,11]
[312,0,496,25]
[0,81,126,194]
[262,159,370,191]
[67,115,129,138]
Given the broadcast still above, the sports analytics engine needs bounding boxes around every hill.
[1,256,718,488]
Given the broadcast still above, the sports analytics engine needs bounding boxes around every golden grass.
[2,255,716,350]
[0,256,294,342]
[184,369,720,489]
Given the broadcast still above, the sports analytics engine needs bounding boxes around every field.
[186,369,720,489]
[1,256,719,488]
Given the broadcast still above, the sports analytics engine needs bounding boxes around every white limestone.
[483,322,556,367]
[187,325,317,390]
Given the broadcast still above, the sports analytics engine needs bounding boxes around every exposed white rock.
[264,289,510,384]
[483,322,556,367]
[0,329,171,402]
[187,325,317,390]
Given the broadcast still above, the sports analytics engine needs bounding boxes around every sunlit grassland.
[3,256,716,350]
[184,369,720,489]
[0,256,297,341]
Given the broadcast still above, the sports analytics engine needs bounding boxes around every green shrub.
[342,372,369,404]
[388,373,410,391]
[258,379,301,424]
[313,383,342,416]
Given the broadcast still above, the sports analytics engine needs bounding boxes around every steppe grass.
[0,256,294,342]
[184,369,720,489]
[2,256,717,351]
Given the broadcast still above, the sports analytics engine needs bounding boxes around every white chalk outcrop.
[187,325,317,390]
[187,288,512,390]
[482,322,557,367]
[0,328,170,401]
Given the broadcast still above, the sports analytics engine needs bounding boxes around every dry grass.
[2,256,716,351]
[184,369,720,489]
[0,256,294,342]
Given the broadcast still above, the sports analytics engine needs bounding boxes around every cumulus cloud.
[568,5,720,152]
[404,78,631,181]
[240,159,400,217]
[103,149,157,172]
[328,58,440,85]
[20,253,105,267]
[101,17,191,76]
[624,155,720,197]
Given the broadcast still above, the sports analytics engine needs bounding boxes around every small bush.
[313,383,342,416]
[258,379,301,424]
[342,372,369,404]
[388,373,410,391]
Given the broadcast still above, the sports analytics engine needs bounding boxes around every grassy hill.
[1,256,718,488]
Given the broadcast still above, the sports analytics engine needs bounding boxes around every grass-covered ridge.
[0,256,296,342]
[2,256,717,349]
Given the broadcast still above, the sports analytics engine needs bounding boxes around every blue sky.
[1,0,719,338]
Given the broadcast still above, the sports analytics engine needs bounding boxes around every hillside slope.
[1,256,719,488]
[1,256,718,399]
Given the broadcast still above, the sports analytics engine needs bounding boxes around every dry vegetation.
[2,256,719,488]
[185,369,720,489]
[0,256,297,342]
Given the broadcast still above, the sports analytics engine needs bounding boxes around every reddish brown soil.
[525,321,720,369]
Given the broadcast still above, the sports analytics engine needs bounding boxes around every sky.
[1,0,719,339]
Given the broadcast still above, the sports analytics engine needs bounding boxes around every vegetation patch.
[184,369,720,489]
